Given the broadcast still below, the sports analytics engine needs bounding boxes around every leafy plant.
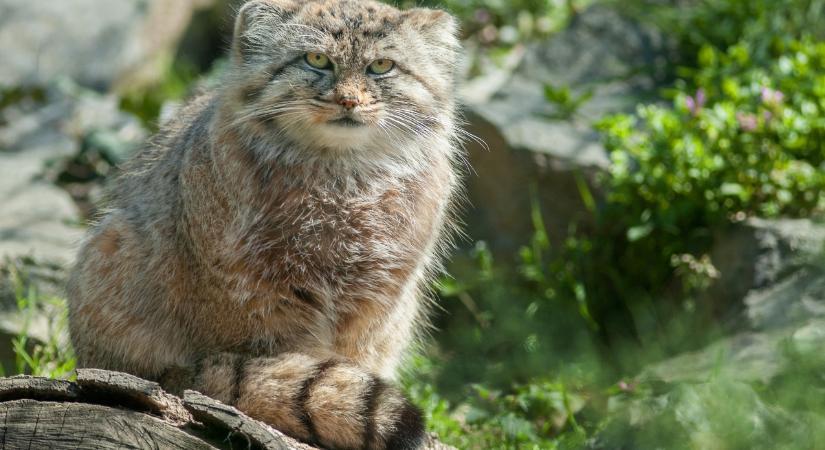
[541,83,594,120]
[119,61,200,131]
[618,0,825,72]
[404,348,593,449]
[594,37,825,297]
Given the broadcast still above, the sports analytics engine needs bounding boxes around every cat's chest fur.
[213,170,432,307]
[188,173,430,353]
[179,140,449,351]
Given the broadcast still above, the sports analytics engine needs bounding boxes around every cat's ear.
[403,8,460,49]
[232,0,297,64]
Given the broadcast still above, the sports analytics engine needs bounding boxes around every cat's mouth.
[328,117,365,128]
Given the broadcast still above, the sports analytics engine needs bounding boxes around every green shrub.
[620,0,825,70]
[593,37,825,298]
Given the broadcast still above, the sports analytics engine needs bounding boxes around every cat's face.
[225,0,459,160]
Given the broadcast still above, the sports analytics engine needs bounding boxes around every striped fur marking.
[296,359,341,445]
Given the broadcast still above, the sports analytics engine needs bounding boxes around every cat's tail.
[192,353,425,450]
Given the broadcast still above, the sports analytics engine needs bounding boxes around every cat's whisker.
[233,103,309,125]
[455,127,489,151]
[382,116,418,135]
[392,109,441,130]
[385,113,435,137]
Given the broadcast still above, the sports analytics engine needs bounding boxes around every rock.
[459,6,670,254]
[592,218,825,448]
[706,218,825,313]
[0,81,146,371]
[0,0,214,91]
[0,81,145,267]
[0,91,82,268]
[638,219,825,385]
[745,269,825,332]
[592,380,825,449]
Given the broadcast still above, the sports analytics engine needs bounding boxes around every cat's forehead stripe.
[298,0,401,27]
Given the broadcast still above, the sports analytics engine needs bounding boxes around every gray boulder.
[706,218,825,312]
[0,0,214,91]
[0,81,145,266]
[592,218,825,449]
[593,379,825,449]
[643,219,825,384]
[0,81,146,368]
[1,94,81,267]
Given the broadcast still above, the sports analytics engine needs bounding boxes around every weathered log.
[0,400,213,450]
[0,370,456,450]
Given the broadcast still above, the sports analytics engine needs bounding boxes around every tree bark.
[0,369,455,450]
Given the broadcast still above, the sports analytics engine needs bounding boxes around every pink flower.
[737,112,758,132]
[686,88,706,116]
[761,87,784,105]
[618,380,636,392]
[696,88,706,107]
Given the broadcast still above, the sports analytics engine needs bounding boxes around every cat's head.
[219,0,460,169]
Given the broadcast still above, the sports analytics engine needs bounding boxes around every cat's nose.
[337,96,361,110]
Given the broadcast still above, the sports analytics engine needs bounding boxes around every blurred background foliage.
[404,0,825,448]
[2,0,825,448]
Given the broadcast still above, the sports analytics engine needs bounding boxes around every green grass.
[3,265,75,379]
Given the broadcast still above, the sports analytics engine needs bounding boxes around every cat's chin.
[327,117,366,128]
[306,122,380,151]
[272,120,422,168]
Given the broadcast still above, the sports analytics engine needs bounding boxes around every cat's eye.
[368,59,395,75]
[305,52,332,70]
